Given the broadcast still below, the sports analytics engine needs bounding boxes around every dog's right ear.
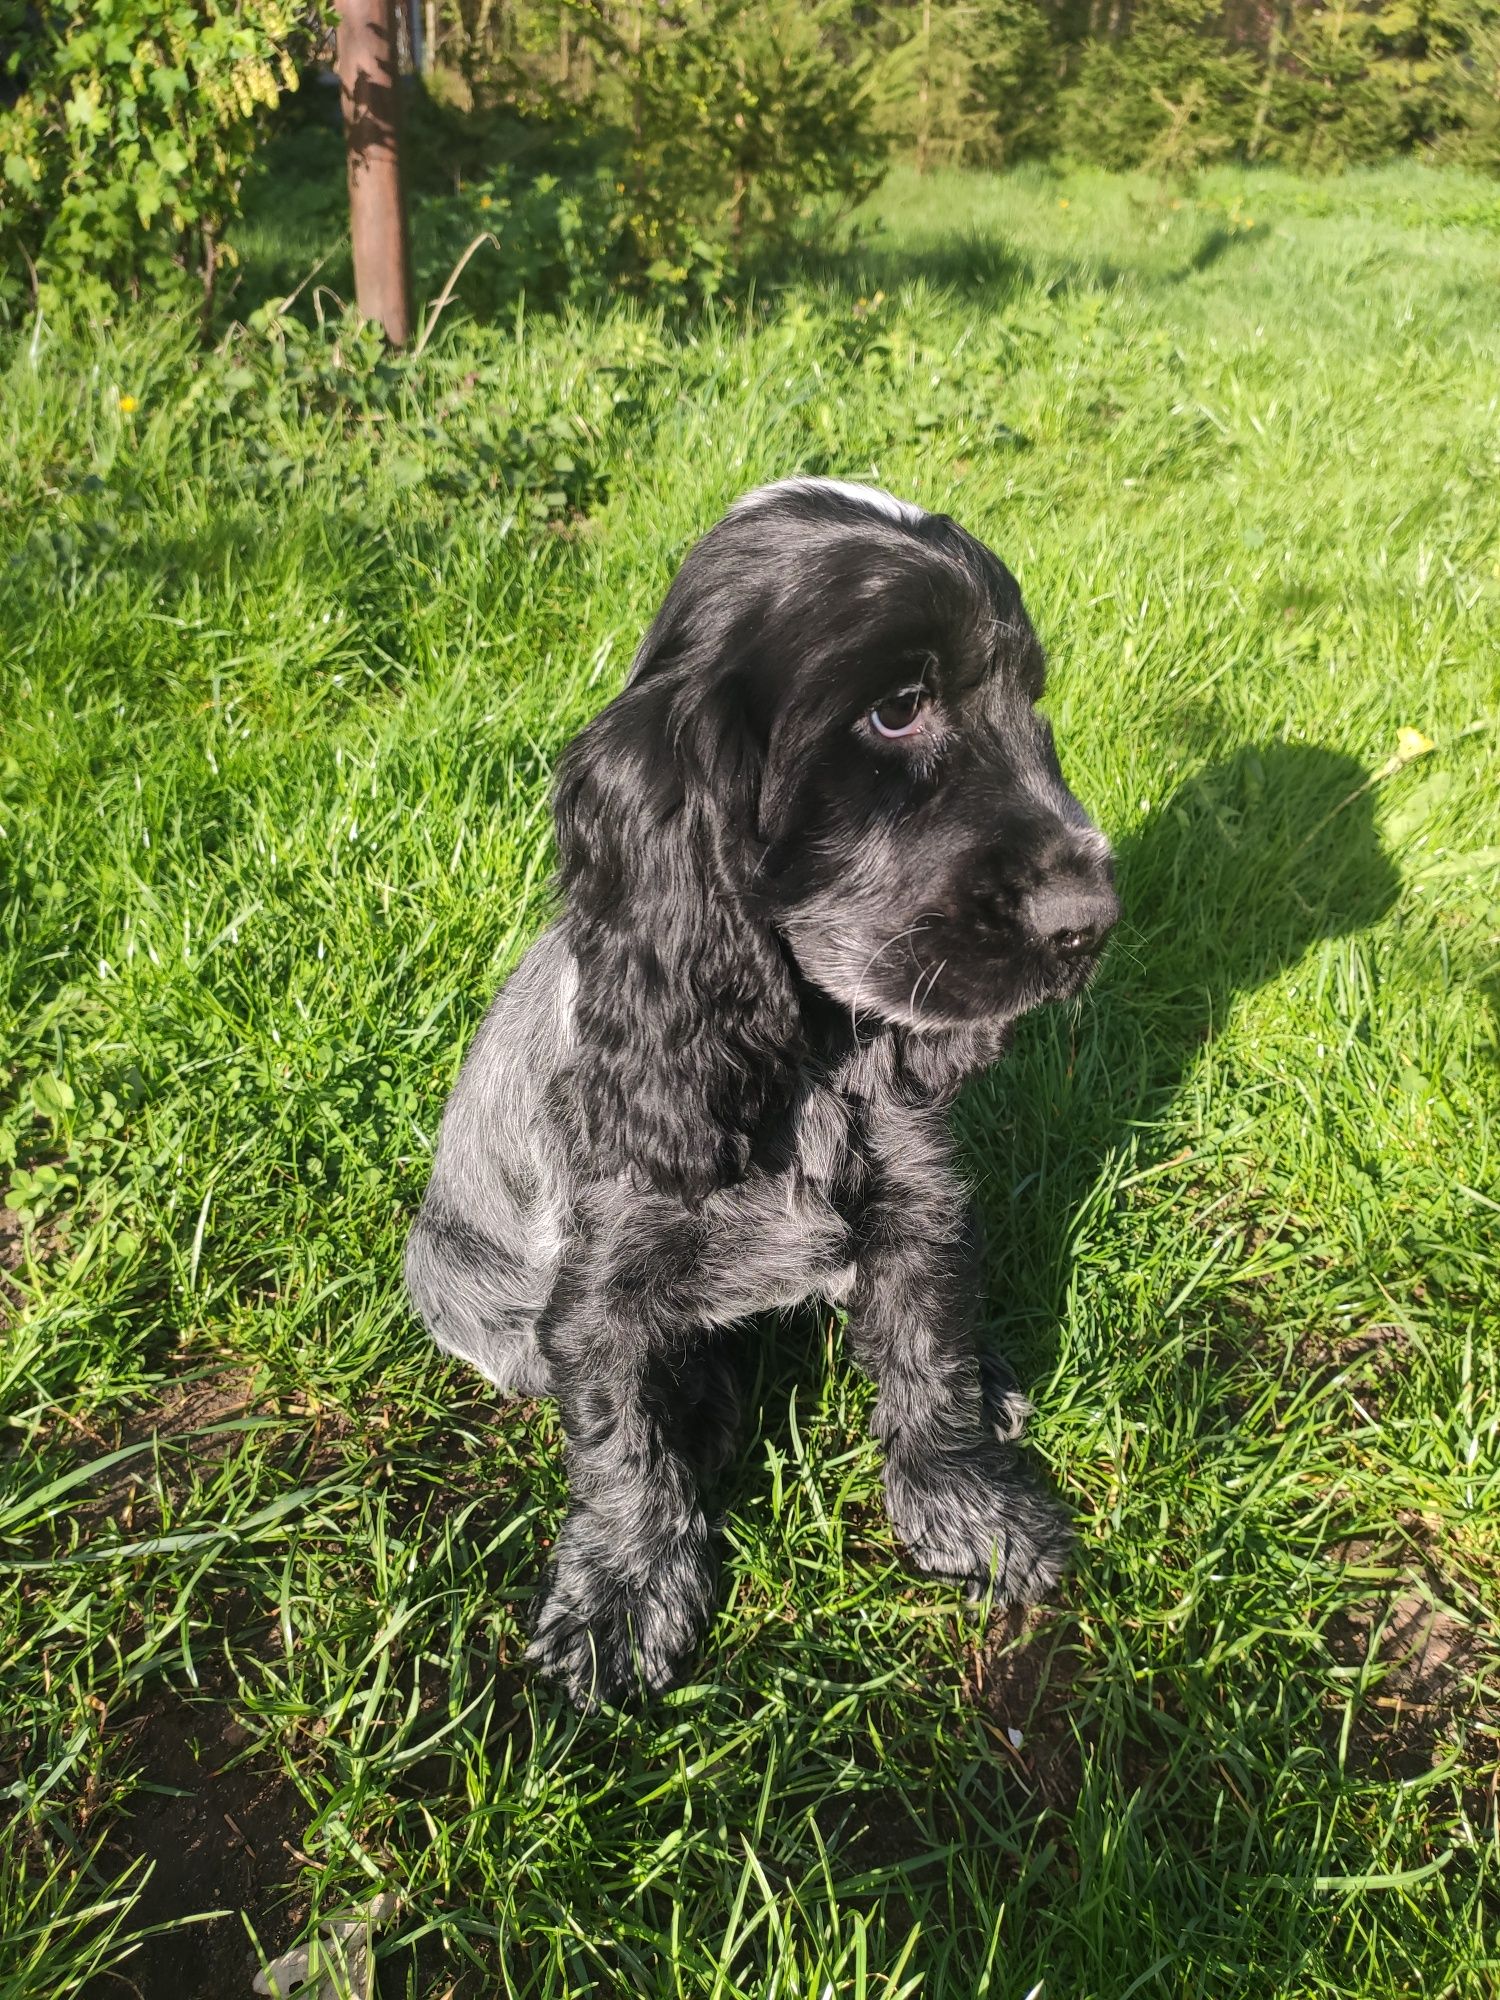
[551,660,801,1206]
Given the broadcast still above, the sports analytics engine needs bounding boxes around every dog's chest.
[689,1080,864,1317]
[787,1077,869,1209]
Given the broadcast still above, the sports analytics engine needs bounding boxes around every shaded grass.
[1,160,1498,1998]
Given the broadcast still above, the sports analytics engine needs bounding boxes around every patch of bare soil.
[0,1193,79,1319]
[1324,1533,1497,1803]
[84,1692,308,2000]
[807,1725,1018,1948]
[0,1203,39,1326]
[70,1368,270,1523]
[1297,1321,1412,1425]
[18,1368,328,1591]
[47,1365,371,1554]
[970,1604,1090,1813]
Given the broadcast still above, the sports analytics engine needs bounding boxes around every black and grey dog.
[406,477,1119,1708]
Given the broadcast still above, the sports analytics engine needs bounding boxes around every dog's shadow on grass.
[964,738,1404,1379]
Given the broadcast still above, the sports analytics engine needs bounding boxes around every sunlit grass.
[1,160,1497,1998]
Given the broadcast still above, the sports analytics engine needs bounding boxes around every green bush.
[1246,1,1484,168]
[545,0,884,283]
[1054,0,1500,178]
[868,0,1056,171]
[409,158,626,307]
[0,0,327,322]
[393,0,885,305]
[1435,9,1500,167]
[1058,0,1260,175]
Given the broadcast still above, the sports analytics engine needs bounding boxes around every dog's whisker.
[846,917,933,1030]
[911,956,948,1016]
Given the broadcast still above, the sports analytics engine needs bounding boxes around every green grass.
[2,158,1498,1998]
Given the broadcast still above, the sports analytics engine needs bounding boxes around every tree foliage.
[552,0,883,279]
[866,0,1058,172]
[4,0,1500,327]
[850,0,1500,175]
[1251,0,1500,168]
[1061,0,1500,173]
[0,0,328,319]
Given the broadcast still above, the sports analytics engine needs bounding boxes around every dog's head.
[554,478,1118,1199]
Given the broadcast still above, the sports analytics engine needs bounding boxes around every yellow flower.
[1244,217,1255,229]
[479,195,492,210]
[118,393,138,413]
[1058,197,1070,210]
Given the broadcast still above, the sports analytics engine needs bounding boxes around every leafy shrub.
[0,0,327,322]
[236,103,728,325]
[411,159,628,310]
[1434,10,1500,168]
[1256,0,1500,170]
[1059,0,1260,176]
[869,0,1056,171]
[553,0,884,281]
[232,305,613,522]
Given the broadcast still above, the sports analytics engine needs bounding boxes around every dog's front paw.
[884,1442,1071,1604]
[526,1519,716,1711]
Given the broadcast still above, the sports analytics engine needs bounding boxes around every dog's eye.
[869,688,929,738]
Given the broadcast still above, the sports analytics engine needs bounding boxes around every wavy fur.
[406,478,1119,1708]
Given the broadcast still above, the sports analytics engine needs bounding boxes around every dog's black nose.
[1025,881,1120,958]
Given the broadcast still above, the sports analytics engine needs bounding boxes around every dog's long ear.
[551,663,802,1204]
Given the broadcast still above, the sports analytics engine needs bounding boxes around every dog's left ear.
[551,665,802,1205]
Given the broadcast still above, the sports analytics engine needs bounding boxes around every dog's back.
[404,925,576,1394]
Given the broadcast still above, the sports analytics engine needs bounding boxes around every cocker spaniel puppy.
[407,477,1119,1709]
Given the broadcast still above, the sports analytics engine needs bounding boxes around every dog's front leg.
[526,1259,717,1710]
[846,1155,1072,1603]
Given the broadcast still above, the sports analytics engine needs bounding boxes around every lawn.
[2,158,1498,1998]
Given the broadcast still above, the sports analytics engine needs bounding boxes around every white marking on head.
[731,476,923,526]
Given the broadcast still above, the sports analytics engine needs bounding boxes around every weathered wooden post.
[337,0,413,345]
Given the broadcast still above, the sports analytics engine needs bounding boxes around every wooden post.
[1248,1,1288,161]
[915,0,932,176]
[337,0,412,346]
